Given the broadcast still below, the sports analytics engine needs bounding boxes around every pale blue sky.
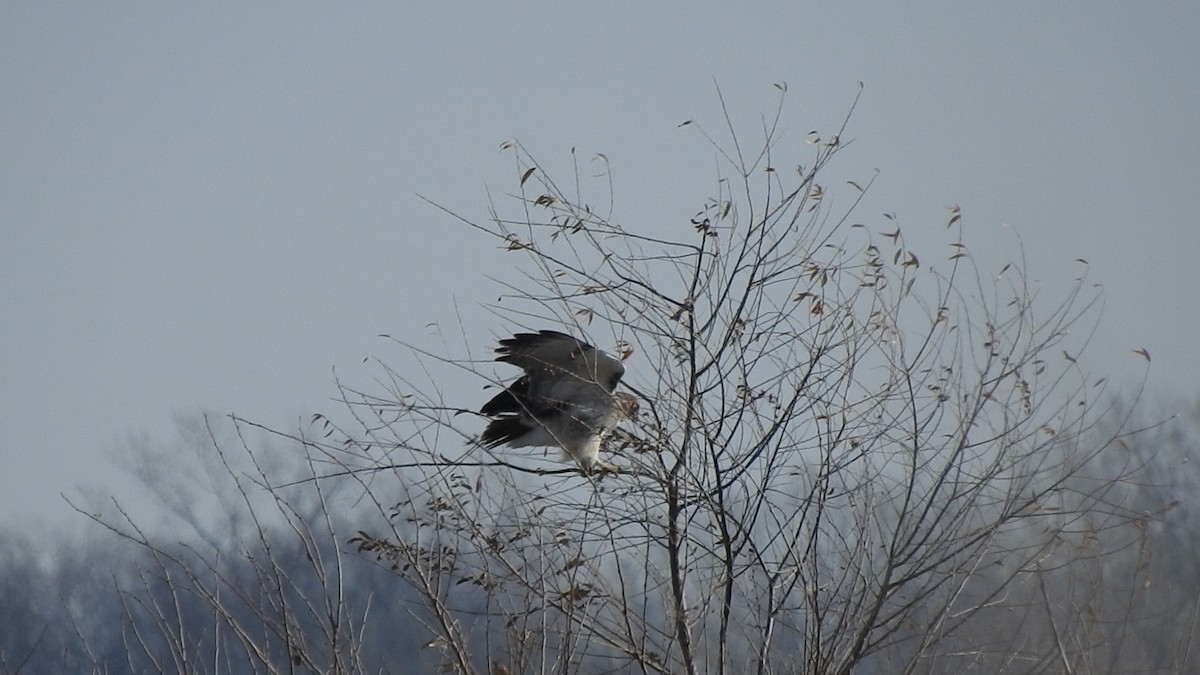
[2,3,1197,527]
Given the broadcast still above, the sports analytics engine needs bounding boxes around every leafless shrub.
[300,88,1153,674]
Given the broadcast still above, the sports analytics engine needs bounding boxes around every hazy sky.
[3,3,1197,528]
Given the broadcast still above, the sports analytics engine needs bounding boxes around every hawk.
[479,330,638,473]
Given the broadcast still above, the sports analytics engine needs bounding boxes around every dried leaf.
[1133,347,1151,362]
[520,167,537,187]
[615,340,634,361]
[947,205,962,228]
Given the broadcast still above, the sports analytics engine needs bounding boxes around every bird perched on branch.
[479,330,638,473]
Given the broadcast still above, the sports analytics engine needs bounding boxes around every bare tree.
[1013,395,1200,675]
[62,416,414,675]
[316,88,1152,674]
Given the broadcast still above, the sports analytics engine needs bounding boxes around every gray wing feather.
[495,330,625,393]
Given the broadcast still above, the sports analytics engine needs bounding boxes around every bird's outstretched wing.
[496,330,625,391]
